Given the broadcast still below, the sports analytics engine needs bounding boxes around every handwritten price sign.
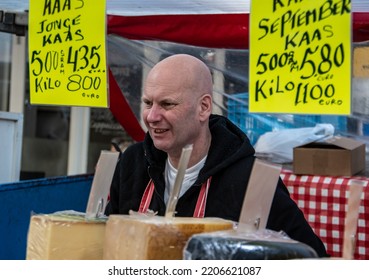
[249,0,351,114]
[28,0,108,107]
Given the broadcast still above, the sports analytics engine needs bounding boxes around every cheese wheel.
[184,229,319,260]
[103,214,234,260]
[26,212,106,260]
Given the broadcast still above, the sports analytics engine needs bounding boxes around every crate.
[227,93,347,144]
[227,93,298,144]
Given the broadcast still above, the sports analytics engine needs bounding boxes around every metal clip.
[254,217,261,230]
[95,198,104,218]
[350,234,356,258]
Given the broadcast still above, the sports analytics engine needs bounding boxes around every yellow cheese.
[26,212,106,260]
[103,215,234,260]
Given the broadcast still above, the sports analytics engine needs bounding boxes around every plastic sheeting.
[107,35,369,148]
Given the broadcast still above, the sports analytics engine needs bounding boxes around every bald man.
[105,54,328,257]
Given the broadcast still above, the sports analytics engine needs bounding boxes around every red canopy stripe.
[108,69,145,142]
[107,13,250,49]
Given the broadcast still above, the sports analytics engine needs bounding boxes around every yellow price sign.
[28,0,108,107]
[249,0,352,114]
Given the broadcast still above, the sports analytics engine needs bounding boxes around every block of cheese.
[26,211,107,260]
[103,214,234,260]
[184,229,319,260]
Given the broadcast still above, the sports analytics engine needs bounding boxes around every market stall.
[103,3,369,260]
[1,0,369,260]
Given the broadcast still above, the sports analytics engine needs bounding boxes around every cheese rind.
[184,229,319,260]
[26,213,106,260]
[103,215,235,260]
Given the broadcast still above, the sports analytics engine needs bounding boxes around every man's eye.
[143,100,152,107]
[162,102,176,109]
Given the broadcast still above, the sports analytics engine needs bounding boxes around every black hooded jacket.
[105,114,328,257]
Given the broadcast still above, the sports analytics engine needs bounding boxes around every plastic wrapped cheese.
[26,211,107,260]
[103,214,235,260]
[183,228,319,260]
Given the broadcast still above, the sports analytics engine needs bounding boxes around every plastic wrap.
[254,124,335,163]
[103,214,235,260]
[26,211,107,260]
[183,228,319,260]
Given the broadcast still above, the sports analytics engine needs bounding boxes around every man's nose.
[146,105,162,122]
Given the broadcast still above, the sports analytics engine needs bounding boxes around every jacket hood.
[200,114,255,180]
[143,114,255,183]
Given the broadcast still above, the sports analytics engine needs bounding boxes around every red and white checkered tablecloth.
[280,169,369,260]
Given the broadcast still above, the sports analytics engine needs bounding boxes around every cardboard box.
[293,136,366,176]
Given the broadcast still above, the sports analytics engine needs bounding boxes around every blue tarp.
[0,174,93,260]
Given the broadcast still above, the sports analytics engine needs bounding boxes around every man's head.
[142,54,213,164]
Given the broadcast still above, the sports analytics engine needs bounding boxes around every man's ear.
[199,94,212,121]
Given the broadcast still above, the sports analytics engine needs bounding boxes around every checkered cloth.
[280,169,369,259]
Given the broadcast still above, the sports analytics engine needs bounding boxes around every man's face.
[142,76,201,156]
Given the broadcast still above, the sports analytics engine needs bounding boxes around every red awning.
[108,13,369,49]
